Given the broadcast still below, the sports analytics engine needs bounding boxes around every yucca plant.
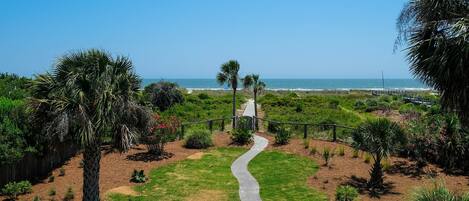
[352,118,406,190]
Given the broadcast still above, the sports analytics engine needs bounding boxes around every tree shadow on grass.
[126,151,174,162]
[342,175,400,198]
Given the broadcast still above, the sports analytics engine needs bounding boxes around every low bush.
[130,169,146,183]
[411,182,469,201]
[322,147,332,166]
[335,185,359,201]
[184,129,213,149]
[231,129,253,145]
[364,153,371,164]
[1,180,32,200]
[63,187,74,201]
[275,126,292,145]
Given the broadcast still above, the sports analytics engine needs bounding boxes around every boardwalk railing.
[254,117,356,142]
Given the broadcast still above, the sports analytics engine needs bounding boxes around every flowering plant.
[146,114,181,154]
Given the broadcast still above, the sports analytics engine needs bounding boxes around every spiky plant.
[242,74,266,130]
[29,49,150,201]
[352,118,406,190]
[396,0,469,128]
[216,60,240,128]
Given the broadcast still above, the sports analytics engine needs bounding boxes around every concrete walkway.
[231,99,268,201]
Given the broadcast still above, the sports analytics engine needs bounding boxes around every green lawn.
[249,150,328,201]
[109,147,326,201]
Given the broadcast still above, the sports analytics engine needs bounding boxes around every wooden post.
[221,119,225,131]
[332,124,337,142]
[208,120,213,133]
[180,125,185,140]
[303,124,308,139]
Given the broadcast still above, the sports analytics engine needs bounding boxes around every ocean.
[142,79,430,91]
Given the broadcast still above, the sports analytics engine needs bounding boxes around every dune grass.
[249,150,328,201]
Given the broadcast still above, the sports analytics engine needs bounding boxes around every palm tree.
[352,118,406,190]
[29,49,150,201]
[396,0,469,128]
[216,60,240,128]
[242,74,266,129]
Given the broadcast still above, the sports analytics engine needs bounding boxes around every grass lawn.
[109,147,326,201]
[108,147,246,201]
[249,150,328,201]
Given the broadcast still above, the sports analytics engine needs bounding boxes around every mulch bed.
[6,132,233,201]
[257,132,469,201]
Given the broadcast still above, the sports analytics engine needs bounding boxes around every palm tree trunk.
[254,91,258,130]
[368,155,383,189]
[83,143,101,201]
[232,88,236,128]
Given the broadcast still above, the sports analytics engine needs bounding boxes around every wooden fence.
[0,142,79,186]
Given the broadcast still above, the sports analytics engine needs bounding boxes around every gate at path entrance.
[235,116,255,131]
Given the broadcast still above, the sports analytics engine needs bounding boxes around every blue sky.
[0,0,411,79]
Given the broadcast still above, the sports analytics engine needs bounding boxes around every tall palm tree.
[29,49,150,201]
[396,0,469,127]
[242,74,266,129]
[216,60,240,128]
[352,118,406,190]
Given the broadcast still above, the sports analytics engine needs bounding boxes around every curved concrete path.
[231,99,268,201]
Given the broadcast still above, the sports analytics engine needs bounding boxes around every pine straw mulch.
[7,132,233,201]
[257,132,469,201]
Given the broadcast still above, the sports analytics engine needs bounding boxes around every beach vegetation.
[143,81,184,111]
[184,128,213,149]
[216,60,241,128]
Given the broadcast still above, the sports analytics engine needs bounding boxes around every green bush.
[184,129,213,149]
[275,126,292,145]
[1,181,32,200]
[63,187,74,201]
[411,182,465,201]
[231,129,253,145]
[144,81,184,111]
[130,169,146,183]
[197,93,210,100]
[335,185,359,201]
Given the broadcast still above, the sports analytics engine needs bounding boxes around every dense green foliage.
[143,81,184,111]
[130,170,146,183]
[231,117,253,145]
[0,73,30,100]
[335,185,359,201]
[184,128,213,149]
[352,118,406,189]
[1,180,32,200]
[274,126,292,145]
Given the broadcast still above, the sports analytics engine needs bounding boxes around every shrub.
[130,169,146,183]
[146,115,180,155]
[303,138,310,149]
[295,103,303,112]
[275,126,292,145]
[338,147,345,156]
[184,129,213,149]
[144,81,184,111]
[352,149,359,158]
[310,146,317,155]
[411,182,463,201]
[58,167,65,176]
[322,147,332,166]
[231,129,253,145]
[63,187,74,201]
[1,181,32,200]
[197,93,210,100]
[48,175,55,183]
[33,195,41,201]
[335,185,359,201]
[329,100,340,109]
[382,159,391,172]
[353,100,367,111]
[47,188,56,196]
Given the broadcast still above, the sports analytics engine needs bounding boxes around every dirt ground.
[257,132,469,201]
[7,132,232,201]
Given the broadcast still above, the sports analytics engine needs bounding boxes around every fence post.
[332,124,337,142]
[180,124,185,140]
[221,119,225,131]
[303,124,308,139]
[208,120,213,133]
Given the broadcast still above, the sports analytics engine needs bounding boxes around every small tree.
[352,118,406,190]
[216,60,240,128]
[144,81,184,111]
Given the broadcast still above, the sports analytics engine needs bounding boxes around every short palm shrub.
[310,146,318,155]
[335,185,359,201]
[352,118,406,190]
[63,187,74,201]
[275,126,292,145]
[231,128,253,145]
[184,128,213,149]
[411,182,469,201]
[1,180,32,200]
[130,169,146,183]
[322,147,333,166]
